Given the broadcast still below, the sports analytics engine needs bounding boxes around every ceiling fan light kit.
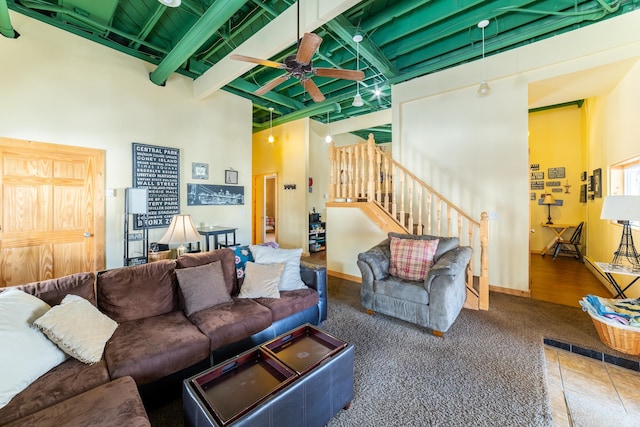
[157,0,181,7]
[477,19,490,96]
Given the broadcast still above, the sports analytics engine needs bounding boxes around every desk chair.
[552,221,584,262]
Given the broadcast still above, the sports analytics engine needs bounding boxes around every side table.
[594,262,640,298]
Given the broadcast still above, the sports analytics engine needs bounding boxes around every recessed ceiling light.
[158,0,181,7]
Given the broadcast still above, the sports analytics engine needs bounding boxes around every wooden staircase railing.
[329,134,489,310]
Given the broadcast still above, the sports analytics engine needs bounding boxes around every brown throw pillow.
[175,261,232,316]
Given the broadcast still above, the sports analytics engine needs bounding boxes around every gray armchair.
[357,233,472,335]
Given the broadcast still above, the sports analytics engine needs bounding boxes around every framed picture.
[225,169,238,185]
[580,171,587,181]
[531,192,536,200]
[593,168,602,198]
[580,184,587,203]
[192,162,208,180]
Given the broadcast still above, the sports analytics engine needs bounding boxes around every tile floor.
[545,345,640,426]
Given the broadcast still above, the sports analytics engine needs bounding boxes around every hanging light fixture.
[325,111,332,143]
[477,19,490,96]
[268,107,274,143]
[352,34,364,107]
[157,0,181,7]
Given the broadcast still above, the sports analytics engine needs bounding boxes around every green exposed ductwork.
[0,0,18,38]
[149,0,247,86]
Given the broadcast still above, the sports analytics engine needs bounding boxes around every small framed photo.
[225,169,238,185]
[192,162,208,180]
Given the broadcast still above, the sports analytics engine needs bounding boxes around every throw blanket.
[580,294,640,327]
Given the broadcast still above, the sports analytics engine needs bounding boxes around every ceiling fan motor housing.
[284,54,313,79]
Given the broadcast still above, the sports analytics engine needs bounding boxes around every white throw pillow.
[238,262,283,299]
[34,294,118,364]
[250,246,307,291]
[0,289,68,409]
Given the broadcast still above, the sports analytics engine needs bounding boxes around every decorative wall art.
[192,162,209,180]
[593,168,602,198]
[531,181,544,190]
[531,193,536,200]
[548,167,566,179]
[580,184,587,203]
[546,181,561,187]
[530,164,540,171]
[132,143,180,229]
[225,169,238,184]
[531,172,544,180]
[581,171,587,181]
[551,188,563,193]
[187,183,244,206]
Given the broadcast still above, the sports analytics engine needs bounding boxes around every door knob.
[83,232,91,237]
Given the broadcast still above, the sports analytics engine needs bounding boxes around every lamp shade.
[542,194,556,205]
[601,195,640,221]
[158,214,201,245]
[352,93,364,107]
[158,0,181,7]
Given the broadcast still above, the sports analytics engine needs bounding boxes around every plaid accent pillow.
[389,237,439,281]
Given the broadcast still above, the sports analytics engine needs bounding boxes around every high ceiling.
[4,0,638,142]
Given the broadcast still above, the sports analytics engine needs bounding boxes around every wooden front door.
[0,138,105,287]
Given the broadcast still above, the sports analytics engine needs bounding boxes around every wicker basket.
[588,312,640,356]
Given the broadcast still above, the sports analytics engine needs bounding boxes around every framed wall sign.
[192,162,209,180]
[593,168,602,198]
[225,169,238,184]
[132,143,180,229]
[187,184,244,205]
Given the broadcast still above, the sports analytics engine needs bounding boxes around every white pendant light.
[352,34,364,107]
[268,107,274,143]
[477,19,490,96]
[325,111,332,143]
[157,0,181,7]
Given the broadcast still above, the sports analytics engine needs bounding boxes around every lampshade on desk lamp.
[542,194,557,225]
[600,195,640,268]
[158,214,201,256]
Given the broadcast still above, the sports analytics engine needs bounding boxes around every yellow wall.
[529,106,587,253]
[252,119,309,250]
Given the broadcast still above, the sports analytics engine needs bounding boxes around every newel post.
[366,134,375,202]
[329,141,335,201]
[479,211,489,310]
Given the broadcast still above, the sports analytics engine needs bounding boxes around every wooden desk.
[197,226,238,251]
[540,223,578,256]
[594,262,640,298]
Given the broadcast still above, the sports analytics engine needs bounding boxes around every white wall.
[0,12,253,269]
[389,10,640,292]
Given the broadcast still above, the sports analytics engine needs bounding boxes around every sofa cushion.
[188,298,273,350]
[238,262,283,299]
[250,246,307,291]
[97,260,178,323]
[389,237,439,281]
[9,271,97,306]
[34,294,118,364]
[254,288,320,322]
[388,232,459,262]
[375,276,430,305]
[0,289,68,410]
[104,311,210,385]
[176,249,237,295]
[0,358,110,425]
[3,376,150,427]
[175,261,233,316]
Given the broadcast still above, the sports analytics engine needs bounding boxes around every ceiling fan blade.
[301,79,325,103]
[296,33,323,65]
[255,74,290,96]
[314,68,365,81]
[230,54,284,69]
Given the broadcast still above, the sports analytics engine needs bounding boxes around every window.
[611,156,640,227]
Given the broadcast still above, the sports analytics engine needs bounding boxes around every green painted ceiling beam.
[149,0,247,86]
[227,78,304,111]
[253,98,347,131]
[0,0,17,38]
[325,15,398,78]
[129,3,166,50]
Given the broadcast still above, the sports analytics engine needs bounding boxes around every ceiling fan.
[230,2,364,102]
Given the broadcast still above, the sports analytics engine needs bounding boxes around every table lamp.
[158,213,202,256]
[542,194,556,225]
[600,195,640,268]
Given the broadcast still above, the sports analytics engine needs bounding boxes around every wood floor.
[530,254,611,308]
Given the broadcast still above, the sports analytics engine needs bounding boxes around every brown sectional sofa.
[0,248,327,426]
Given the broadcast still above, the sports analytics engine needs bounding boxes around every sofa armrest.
[425,246,472,292]
[356,239,391,281]
[300,261,327,323]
